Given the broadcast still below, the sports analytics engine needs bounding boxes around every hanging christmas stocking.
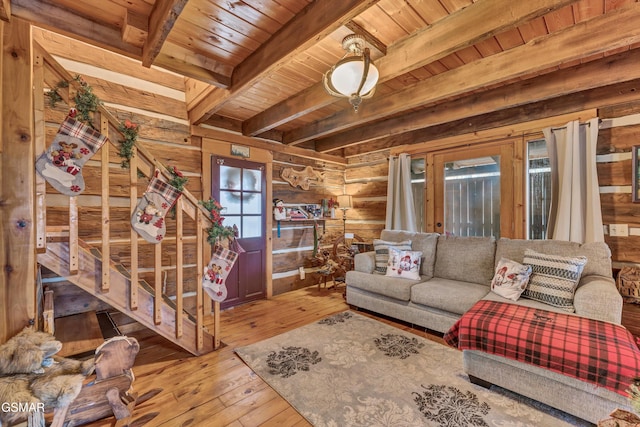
[202,245,239,302]
[35,115,108,196]
[131,174,181,243]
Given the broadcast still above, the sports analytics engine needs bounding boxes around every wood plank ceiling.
[5,0,640,160]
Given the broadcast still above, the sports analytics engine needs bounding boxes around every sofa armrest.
[354,252,375,274]
[573,275,623,324]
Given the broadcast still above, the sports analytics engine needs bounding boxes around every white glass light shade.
[329,57,379,97]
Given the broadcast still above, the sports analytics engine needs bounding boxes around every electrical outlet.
[609,224,629,237]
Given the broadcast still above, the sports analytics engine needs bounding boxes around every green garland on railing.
[46,75,102,128]
[199,198,235,245]
[167,165,188,191]
[118,119,139,168]
[167,166,188,218]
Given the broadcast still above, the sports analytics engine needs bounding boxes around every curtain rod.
[549,118,602,132]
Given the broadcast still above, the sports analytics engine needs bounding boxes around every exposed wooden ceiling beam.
[315,49,640,153]
[343,78,640,158]
[191,126,346,166]
[153,52,231,88]
[188,0,379,126]
[10,0,141,58]
[242,0,577,137]
[141,0,189,67]
[344,20,386,56]
[1,0,10,22]
[285,3,640,145]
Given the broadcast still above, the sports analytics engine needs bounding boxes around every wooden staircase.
[33,43,219,357]
[38,240,215,356]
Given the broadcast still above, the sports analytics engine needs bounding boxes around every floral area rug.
[234,311,592,427]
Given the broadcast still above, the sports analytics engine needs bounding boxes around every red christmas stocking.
[131,174,181,243]
[35,115,108,196]
[203,245,239,302]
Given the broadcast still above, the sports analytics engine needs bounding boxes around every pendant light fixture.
[323,34,379,112]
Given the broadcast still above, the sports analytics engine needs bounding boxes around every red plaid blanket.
[444,300,640,396]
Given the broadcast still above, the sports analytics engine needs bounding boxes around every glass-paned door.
[434,144,515,238]
[213,156,266,308]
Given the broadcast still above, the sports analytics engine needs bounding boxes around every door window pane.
[243,169,261,192]
[221,166,242,191]
[444,156,500,238]
[243,216,261,238]
[219,190,241,215]
[243,193,262,214]
[527,139,551,239]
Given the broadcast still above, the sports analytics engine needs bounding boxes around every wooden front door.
[432,142,520,239]
[212,156,266,309]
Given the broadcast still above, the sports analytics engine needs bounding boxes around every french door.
[212,156,266,309]
[432,143,518,239]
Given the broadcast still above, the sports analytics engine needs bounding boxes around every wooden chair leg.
[106,387,139,427]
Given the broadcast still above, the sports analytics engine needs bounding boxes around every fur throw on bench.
[0,328,94,427]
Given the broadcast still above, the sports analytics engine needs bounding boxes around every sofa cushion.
[346,270,423,301]
[521,249,587,312]
[490,258,532,301]
[373,239,412,275]
[495,238,612,279]
[411,278,489,315]
[386,249,422,280]
[380,230,439,278]
[434,236,496,286]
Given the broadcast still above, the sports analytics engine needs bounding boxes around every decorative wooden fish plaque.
[280,166,324,190]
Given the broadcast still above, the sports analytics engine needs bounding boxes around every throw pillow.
[522,249,588,312]
[373,239,412,275]
[490,258,532,301]
[386,248,423,280]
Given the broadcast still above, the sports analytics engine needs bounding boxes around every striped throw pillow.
[522,249,587,312]
[373,239,412,275]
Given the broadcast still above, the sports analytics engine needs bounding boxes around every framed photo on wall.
[634,145,640,203]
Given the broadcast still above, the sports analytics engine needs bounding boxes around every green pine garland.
[46,75,102,128]
[199,199,235,245]
[118,119,139,168]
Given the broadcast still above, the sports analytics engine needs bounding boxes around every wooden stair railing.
[33,42,218,355]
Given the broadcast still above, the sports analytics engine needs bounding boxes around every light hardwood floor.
[82,288,640,427]
[82,286,445,427]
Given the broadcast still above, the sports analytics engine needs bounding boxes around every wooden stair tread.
[55,311,105,357]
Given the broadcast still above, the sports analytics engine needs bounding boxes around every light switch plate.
[609,224,629,237]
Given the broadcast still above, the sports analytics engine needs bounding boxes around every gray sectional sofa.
[345,229,632,424]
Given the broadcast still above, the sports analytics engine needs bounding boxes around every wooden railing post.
[175,197,183,339]
[100,113,110,291]
[33,49,47,253]
[129,149,139,310]
[196,209,204,351]
[68,197,79,275]
[154,242,162,325]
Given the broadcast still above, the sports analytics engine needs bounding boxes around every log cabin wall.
[344,154,389,243]
[597,102,640,267]
[271,152,345,295]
